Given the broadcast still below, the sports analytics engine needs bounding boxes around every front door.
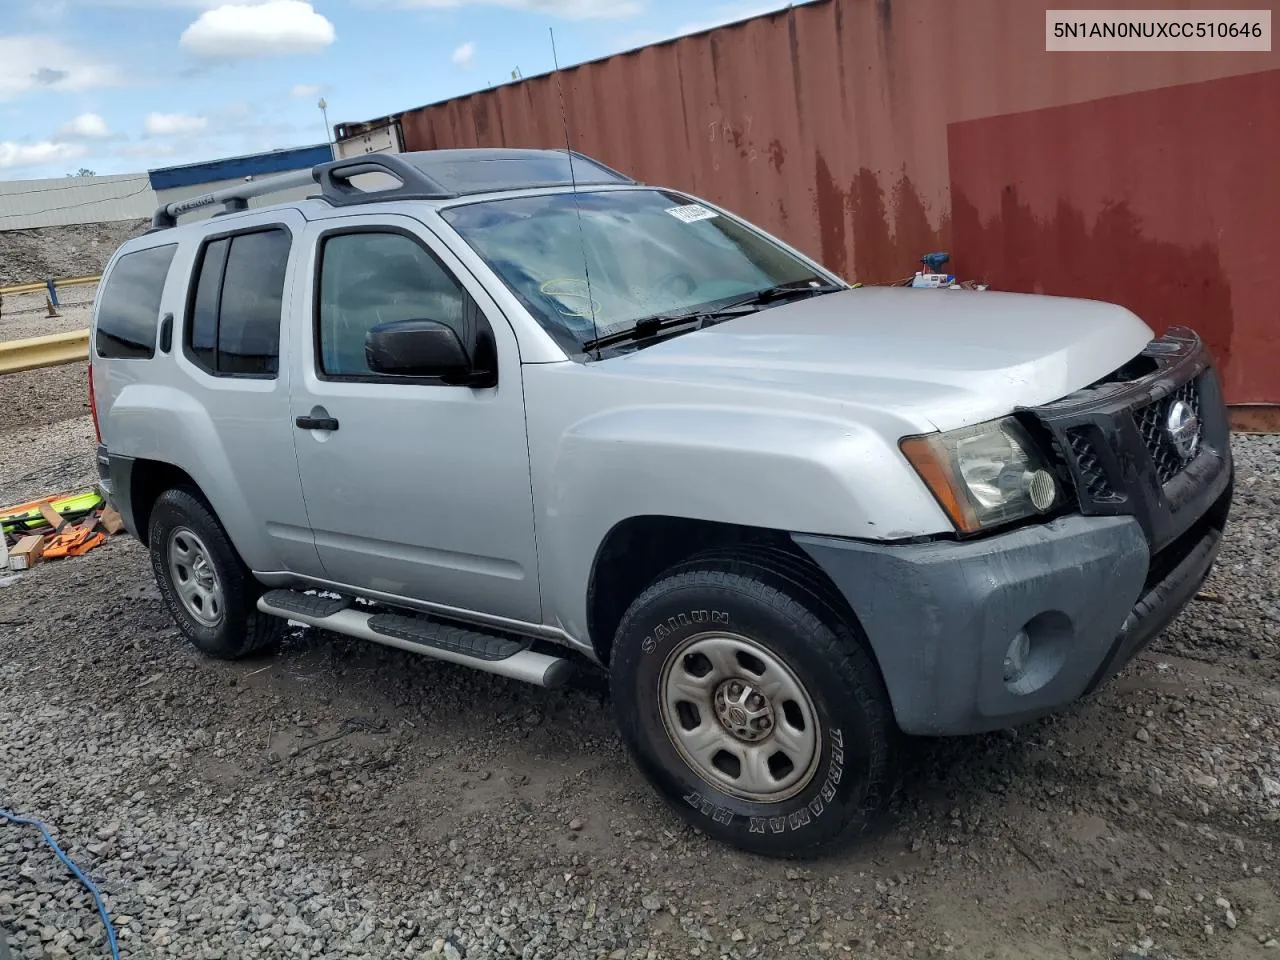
[288,214,541,624]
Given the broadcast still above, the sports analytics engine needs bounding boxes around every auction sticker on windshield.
[666,204,719,223]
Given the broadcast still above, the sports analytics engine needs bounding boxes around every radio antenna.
[550,27,601,358]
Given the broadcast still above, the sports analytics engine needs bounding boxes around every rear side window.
[95,244,177,359]
[185,227,291,377]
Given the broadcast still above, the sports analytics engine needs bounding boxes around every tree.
[66,168,96,177]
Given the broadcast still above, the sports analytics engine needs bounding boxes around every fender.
[530,401,951,642]
[103,382,293,571]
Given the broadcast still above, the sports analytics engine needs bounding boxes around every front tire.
[611,551,895,857]
[148,488,282,660]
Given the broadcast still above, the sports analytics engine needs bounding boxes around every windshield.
[441,189,832,354]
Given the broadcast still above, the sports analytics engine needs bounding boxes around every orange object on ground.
[42,518,107,559]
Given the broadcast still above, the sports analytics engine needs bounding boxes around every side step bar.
[257,590,574,688]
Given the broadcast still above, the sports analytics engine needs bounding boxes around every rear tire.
[610,549,895,858]
[148,488,282,660]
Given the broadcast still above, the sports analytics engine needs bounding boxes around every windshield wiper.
[715,279,844,311]
[582,280,844,352]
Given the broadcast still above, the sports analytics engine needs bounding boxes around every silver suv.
[90,150,1233,857]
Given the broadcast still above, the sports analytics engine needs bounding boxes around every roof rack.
[150,167,318,229]
[150,149,635,229]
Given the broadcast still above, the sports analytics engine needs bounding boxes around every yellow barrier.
[0,329,90,374]
[0,274,101,297]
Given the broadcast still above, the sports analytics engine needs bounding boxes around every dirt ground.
[1,285,1278,959]
[0,221,148,287]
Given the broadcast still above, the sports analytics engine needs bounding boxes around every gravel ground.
[2,295,1278,960]
[1,288,98,345]
[0,223,147,287]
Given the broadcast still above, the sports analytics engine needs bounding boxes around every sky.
[0,0,812,182]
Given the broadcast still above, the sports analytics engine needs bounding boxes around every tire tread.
[149,487,282,660]
[612,547,897,858]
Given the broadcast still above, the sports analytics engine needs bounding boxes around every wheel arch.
[585,515,876,674]
[119,457,203,547]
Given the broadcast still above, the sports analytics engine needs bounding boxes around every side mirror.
[365,319,472,380]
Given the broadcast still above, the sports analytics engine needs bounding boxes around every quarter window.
[316,231,468,378]
[185,227,291,376]
[95,244,177,360]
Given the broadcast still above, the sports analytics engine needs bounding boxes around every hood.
[604,287,1154,431]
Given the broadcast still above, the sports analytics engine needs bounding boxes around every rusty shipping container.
[371,0,1279,409]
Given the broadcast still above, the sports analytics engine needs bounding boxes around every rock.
[1215,897,1232,910]
[1225,909,1238,930]
[731,929,745,942]
[641,895,662,912]
[568,819,584,831]
[1137,889,1154,901]
[1134,728,1150,743]
[1193,773,1220,789]
[1262,776,1280,798]
[349,916,374,944]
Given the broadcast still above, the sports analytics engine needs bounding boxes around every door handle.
[295,413,339,431]
[158,313,173,353]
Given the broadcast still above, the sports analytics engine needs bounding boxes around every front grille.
[1064,428,1118,502]
[1134,378,1202,485]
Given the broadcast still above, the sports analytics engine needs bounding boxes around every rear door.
[174,210,322,577]
[287,213,541,622]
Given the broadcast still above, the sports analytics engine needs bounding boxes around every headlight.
[900,417,1059,533]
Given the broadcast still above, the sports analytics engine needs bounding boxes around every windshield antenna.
[550,27,601,359]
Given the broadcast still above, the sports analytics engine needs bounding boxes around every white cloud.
[58,112,111,139]
[180,0,336,59]
[451,42,476,68]
[0,140,86,169]
[390,0,641,19]
[290,83,321,98]
[0,36,121,101]
[145,112,209,135]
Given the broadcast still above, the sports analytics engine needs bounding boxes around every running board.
[257,590,573,688]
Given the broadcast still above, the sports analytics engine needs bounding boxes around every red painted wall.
[387,0,1280,403]
[948,70,1280,404]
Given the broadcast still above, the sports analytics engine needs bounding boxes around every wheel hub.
[658,631,822,803]
[713,678,774,742]
[167,527,225,628]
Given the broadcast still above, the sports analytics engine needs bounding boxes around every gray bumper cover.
[795,515,1160,736]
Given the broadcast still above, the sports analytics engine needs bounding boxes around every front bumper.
[797,327,1233,736]
[796,486,1227,735]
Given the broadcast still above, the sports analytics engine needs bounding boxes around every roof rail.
[150,150,635,229]
[149,153,455,229]
[151,167,318,229]
[312,153,456,206]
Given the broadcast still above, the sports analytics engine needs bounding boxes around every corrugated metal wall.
[0,173,156,230]
[392,0,1279,406]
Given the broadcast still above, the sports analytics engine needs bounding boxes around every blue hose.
[0,808,121,960]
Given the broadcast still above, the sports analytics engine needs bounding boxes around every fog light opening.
[1003,611,1073,696]
[1003,630,1031,683]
